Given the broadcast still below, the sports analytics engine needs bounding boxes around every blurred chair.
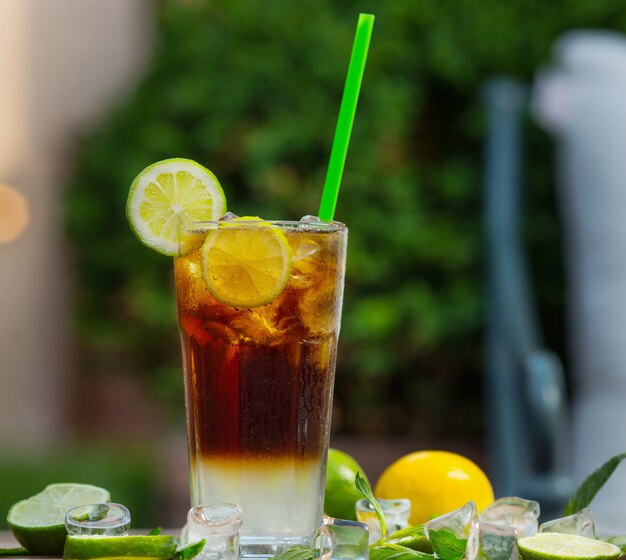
[483,78,574,519]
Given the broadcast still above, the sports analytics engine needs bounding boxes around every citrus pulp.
[126,158,226,256]
[200,217,292,308]
[518,533,621,560]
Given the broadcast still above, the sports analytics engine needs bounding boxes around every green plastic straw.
[318,13,375,221]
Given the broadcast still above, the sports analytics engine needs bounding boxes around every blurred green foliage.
[65,0,626,437]
[0,446,158,529]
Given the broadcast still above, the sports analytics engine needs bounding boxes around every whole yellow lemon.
[374,450,494,525]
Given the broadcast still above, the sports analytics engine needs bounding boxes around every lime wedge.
[7,483,110,555]
[126,158,227,256]
[0,547,29,557]
[518,533,621,560]
[63,535,177,560]
[200,216,293,308]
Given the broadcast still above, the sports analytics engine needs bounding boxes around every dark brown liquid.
[175,225,346,466]
[180,316,336,460]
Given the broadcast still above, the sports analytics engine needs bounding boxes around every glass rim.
[183,219,346,234]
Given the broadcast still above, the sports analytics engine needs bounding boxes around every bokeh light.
[0,184,29,243]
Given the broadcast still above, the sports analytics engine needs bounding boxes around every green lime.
[0,548,29,557]
[7,483,111,555]
[324,448,368,521]
[519,533,621,560]
[126,158,227,256]
[63,535,177,560]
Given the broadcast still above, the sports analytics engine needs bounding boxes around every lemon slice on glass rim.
[200,216,293,308]
[126,158,226,256]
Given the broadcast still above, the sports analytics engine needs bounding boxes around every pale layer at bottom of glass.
[190,456,324,555]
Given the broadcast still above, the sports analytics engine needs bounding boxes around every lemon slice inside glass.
[518,533,621,560]
[126,158,226,256]
[200,217,292,308]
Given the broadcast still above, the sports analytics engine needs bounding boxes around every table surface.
[0,530,44,558]
[0,531,21,547]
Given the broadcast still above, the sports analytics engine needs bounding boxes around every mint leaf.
[564,452,626,516]
[355,471,387,538]
[370,544,435,560]
[175,539,206,560]
[427,528,467,560]
[384,525,432,553]
[270,546,314,560]
[149,527,163,536]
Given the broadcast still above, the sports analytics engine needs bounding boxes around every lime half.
[200,216,292,308]
[519,533,621,560]
[64,535,177,560]
[7,483,111,555]
[126,158,227,256]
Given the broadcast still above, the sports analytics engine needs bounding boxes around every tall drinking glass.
[174,219,348,558]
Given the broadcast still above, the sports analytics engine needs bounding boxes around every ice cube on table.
[479,497,540,538]
[478,522,517,560]
[425,501,480,560]
[539,507,595,538]
[181,504,243,560]
[316,515,370,560]
[355,498,411,543]
[65,503,131,536]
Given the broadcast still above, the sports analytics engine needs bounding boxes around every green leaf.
[564,453,626,516]
[427,528,467,560]
[370,544,435,560]
[149,527,163,536]
[355,471,387,538]
[384,525,432,553]
[270,546,314,560]
[0,548,30,557]
[175,539,206,560]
